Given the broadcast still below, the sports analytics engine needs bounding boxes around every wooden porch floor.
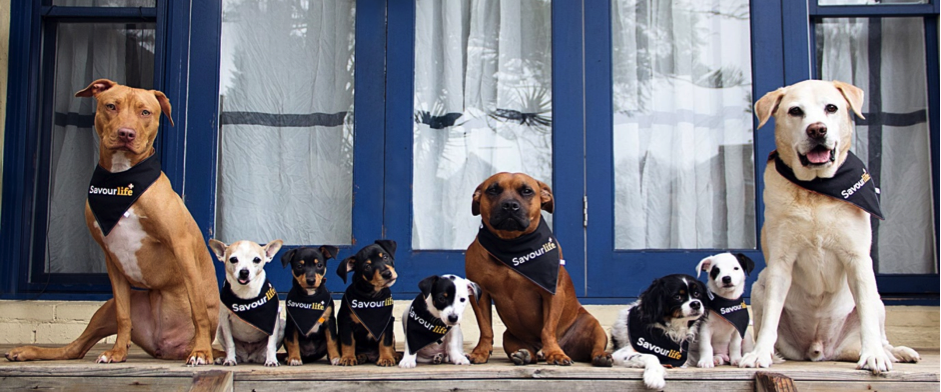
[1,344,938,391]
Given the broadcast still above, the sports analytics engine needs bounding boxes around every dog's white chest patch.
[97,206,148,285]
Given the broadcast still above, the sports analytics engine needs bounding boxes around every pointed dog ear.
[418,275,438,297]
[755,86,787,129]
[375,239,397,258]
[263,240,283,263]
[735,253,756,276]
[695,256,714,278]
[280,248,297,268]
[537,180,554,213]
[74,79,116,97]
[319,245,340,260]
[337,256,356,283]
[208,239,228,262]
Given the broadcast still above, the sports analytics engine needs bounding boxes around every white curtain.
[46,22,155,274]
[413,0,553,250]
[612,0,755,249]
[818,17,937,274]
[217,0,355,246]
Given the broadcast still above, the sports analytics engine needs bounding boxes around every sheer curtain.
[817,16,937,274]
[45,22,155,274]
[413,0,553,250]
[217,0,355,245]
[612,0,755,249]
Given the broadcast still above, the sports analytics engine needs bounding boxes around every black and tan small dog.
[335,240,401,366]
[280,246,341,366]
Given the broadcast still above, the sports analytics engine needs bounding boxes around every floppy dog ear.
[337,256,355,283]
[695,256,714,278]
[375,239,397,258]
[74,79,116,98]
[263,240,283,263]
[832,80,865,119]
[280,248,297,268]
[755,87,786,129]
[467,280,481,301]
[418,275,438,297]
[472,183,484,216]
[208,239,228,262]
[537,180,554,213]
[153,90,175,127]
[637,278,667,325]
[319,245,340,260]
[735,253,756,276]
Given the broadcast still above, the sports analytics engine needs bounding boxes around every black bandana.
[341,285,394,339]
[771,150,884,220]
[476,218,561,294]
[87,152,162,236]
[220,279,280,336]
[707,291,749,338]
[286,285,332,337]
[405,295,451,353]
[628,309,688,367]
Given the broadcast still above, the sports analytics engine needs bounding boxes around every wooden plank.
[0,377,191,392]
[755,372,797,392]
[235,379,756,392]
[794,381,940,391]
[189,370,233,392]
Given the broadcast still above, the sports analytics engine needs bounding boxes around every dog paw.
[739,349,774,368]
[96,348,127,364]
[452,354,470,366]
[545,351,572,366]
[5,346,39,362]
[697,358,715,368]
[287,357,303,366]
[185,349,212,366]
[218,357,237,366]
[356,353,370,364]
[399,357,417,369]
[591,353,613,367]
[264,358,280,367]
[510,349,532,366]
[467,348,491,364]
[858,347,893,374]
[643,365,667,390]
[330,357,341,366]
[431,353,445,365]
[376,357,397,367]
[730,356,742,367]
[338,356,358,366]
[890,346,920,363]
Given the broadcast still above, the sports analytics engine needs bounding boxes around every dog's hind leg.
[503,331,537,365]
[5,300,119,361]
[558,311,612,367]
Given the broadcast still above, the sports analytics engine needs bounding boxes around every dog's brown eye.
[691,291,701,298]
[253,257,262,264]
[521,188,534,196]
[673,294,683,301]
[142,109,151,116]
[228,257,238,264]
[106,103,116,111]
[788,107,804,117]
[825,104,838,114]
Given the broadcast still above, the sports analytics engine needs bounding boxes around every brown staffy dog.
[466,172,612,367]
[5,79,219,366]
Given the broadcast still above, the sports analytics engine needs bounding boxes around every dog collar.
[286,285,332,337]
[405,294,452,354]
[476,217,561,294]
[341,285,394,339]
[220,279,280,336]
[87,152,162,236]
[706,290,749,339]
[770,150,884,220]
[627,309,689,368]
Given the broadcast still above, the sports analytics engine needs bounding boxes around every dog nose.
[722,276,732,284]
[448,314,459,323]
[690,301,701,310]
[501,200,521,212]
[238,269,249,279]
[806,122,827,139]
[306,278,317,286]
[117,128,136,142]
[381,270,393,280]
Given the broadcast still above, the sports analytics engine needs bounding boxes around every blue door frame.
[3,0,937,302]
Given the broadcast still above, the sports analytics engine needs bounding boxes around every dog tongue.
[806,148,831,164]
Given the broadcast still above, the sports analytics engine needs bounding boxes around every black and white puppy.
[399,274,479,368]
[209,239,285,367]
[611,274,708,390]
[694,252,755,368]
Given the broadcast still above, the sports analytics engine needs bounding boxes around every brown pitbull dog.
[466,172,612,367]
[5,79,219,365]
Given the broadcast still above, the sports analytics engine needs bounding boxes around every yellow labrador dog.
[741,80,920,373]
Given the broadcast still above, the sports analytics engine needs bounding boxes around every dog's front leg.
[695,323,715,368]
[468,289,494,364]
[447,325,470,365]
[612,348,665,390]
[377,322,398,367]
[740,250,794,369]
[539,289,571,366]
[337,319,358,366]
[324,308,341,366]
[729,331,744,366]
[263,320,282,367]
[98,254,132,364]
[216,311,237,366]
[843,253,893,374]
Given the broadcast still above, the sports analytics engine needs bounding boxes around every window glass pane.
[44,23,155,274]
[52,0,156,7]
[217,0,355,245]
[413,0,553,250]
[816,17,937,274]
[612,0,755,250]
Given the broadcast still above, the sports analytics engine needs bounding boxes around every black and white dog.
[694,253,755,368]
[611,274,708,390]
[399,274,479,368]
